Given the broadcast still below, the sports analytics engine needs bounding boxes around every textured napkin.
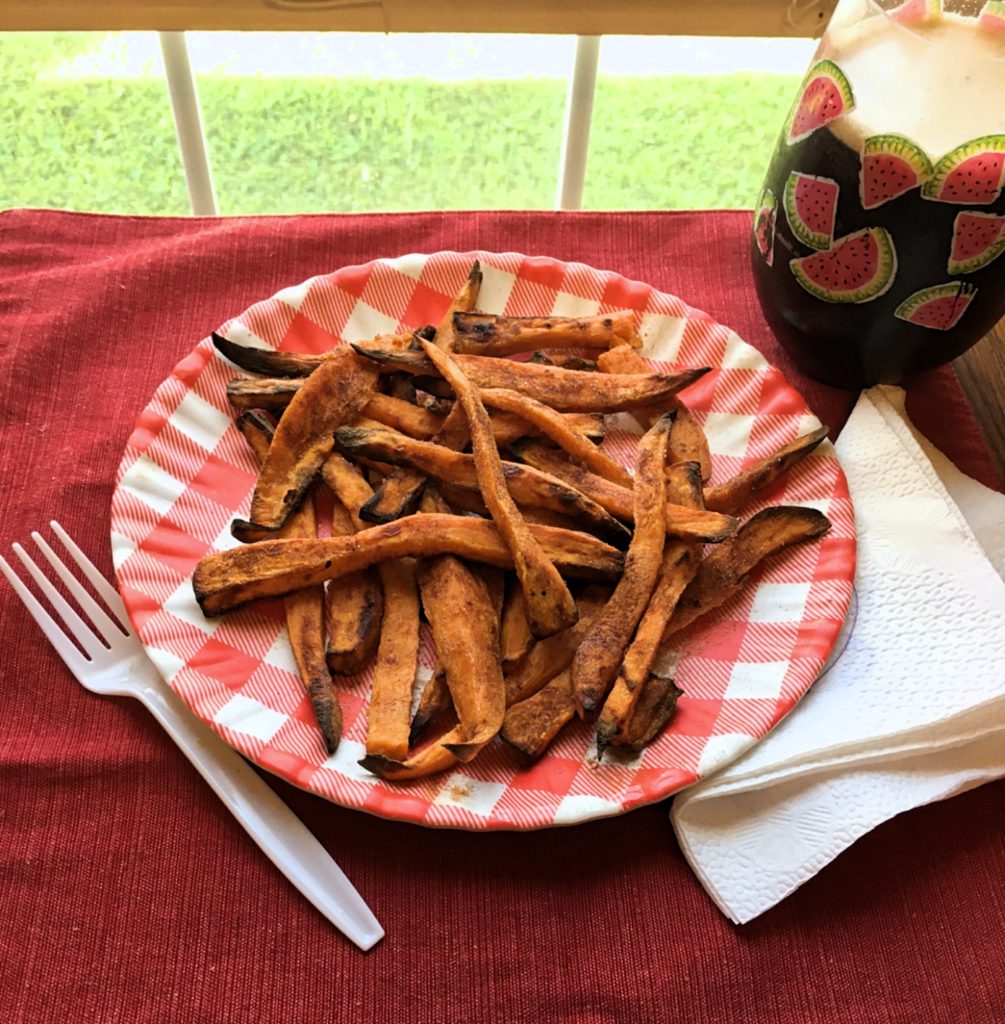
[671,384,1005,924]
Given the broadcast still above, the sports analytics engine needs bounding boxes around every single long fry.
[703,426,830,515]
[418,554,505,762]
[419,338,579,639]
[334,425,630,546]
[480,387,633,488]
[511,440,737,544]
[193,515,624,616]
[351,342,710,413]
[232,347,378,540]
[666,506,832,636]
[235,412,341,753]
[598,344,712,479]
[450,310,637,356]
[595,463,703,753]
[572,413,673,715]
[365,558,420,762]
[406,485,499,746]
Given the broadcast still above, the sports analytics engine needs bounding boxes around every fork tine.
[31,530,130,648]
[0,553,89,674]
[49,521,134,633]
[11,543,109,660]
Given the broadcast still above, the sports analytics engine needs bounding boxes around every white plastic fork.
[1,521,384,951]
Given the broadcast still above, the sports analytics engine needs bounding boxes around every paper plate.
[110,251,856,830]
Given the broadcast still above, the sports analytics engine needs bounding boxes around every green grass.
[1,33,800,215]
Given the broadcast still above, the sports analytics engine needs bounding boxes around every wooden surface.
[0,0,838,35]
[954,319,1005,486]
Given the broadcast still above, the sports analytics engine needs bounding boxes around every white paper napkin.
[671,384,1005,924]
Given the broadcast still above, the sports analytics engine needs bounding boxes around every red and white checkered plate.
[111,251,855,830]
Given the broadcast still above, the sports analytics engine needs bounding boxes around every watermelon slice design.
[784,172,838,250]
[753,187,777,266]
[978,0,1005,33]
[786,60,855,145]
[791,227,897,303]
[894,282,978,330]
[922,135,1005,205]
[948,211,1005,274]
[889,0,943,25]
[860,135,934,209]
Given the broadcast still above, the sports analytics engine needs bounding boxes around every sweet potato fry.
[510,440,737,544]
[227,376,302,413]
[235,411,341,753]
[504,586,608,705]
[500,669,576,765]
[703,426,830,515]
[350,342,710,413]
[403,486,487,745]
[595,463,703,753]
[334,425,630,546]
[450,310,637,356]
[419,338,579,639]
[364,392,445,439]
[418,554,505,762]
[193,515,625,616]
[231,347,378,541]
[572,413,673,715]
[598,344,712,479]
[479,387,633,488]
[212,329,423,377]
[666,506,832,636]
[365,558,420,762]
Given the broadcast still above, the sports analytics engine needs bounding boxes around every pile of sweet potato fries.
[192,262,831,779]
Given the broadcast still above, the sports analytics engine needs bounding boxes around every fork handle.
[133,672,383,951]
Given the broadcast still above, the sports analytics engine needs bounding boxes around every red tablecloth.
[2,208,1002,1024]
